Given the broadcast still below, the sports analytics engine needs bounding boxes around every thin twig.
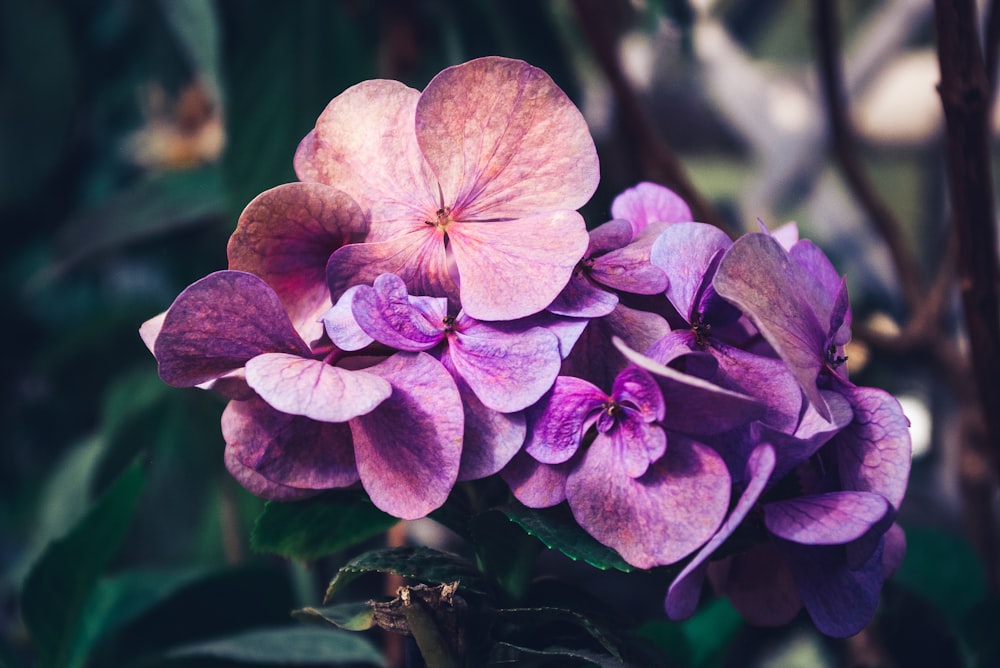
[570,0,735,237]
[813,0,926,312]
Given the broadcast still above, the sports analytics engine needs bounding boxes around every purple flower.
[142,270,465,519]
[610,181,693,234]
[294,56,598,321]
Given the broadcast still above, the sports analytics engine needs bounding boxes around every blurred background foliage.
[1,0,997,666]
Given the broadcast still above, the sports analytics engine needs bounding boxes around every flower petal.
[611,182,692,234]
[545,274,619,318]
[351,273,446,351]
[154,271,310,387]
[708,543,802,627]
[224,445,320,501]
[566,434,730,568]
[764,491,889,545]
[322,286,374,351]
[523,376,606,465]
[227,183,368,342]
[613,366,665,422]
[756,389,853,480]
[349,352,463,519]
[222,396,359,490]
[501,449,571,508]
[651,222,731,319]
[416,57,598,219]
[245,353,391,422]
[449,210,589,321]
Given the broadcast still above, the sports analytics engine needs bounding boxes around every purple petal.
[610,415,667,478]
[322,286,374,351]
[546,274,619,318]
[778,538,884,637]
[501,449,571,508]
[566,434,730,568]
[293,80,438,240]
[713,233,832,420]
[833,385,912,509]
[245,353,391,422]
[326,230,459,306]
[228,183,368,342]
[449,210,589,321]
[524,376,606,465]
[351,273,446,351]
[756,389,853,480]
[590,243,669,295]
[154,271,310,387]
[790,239,852,345]
[349,352,463,519]
[708,542,802,627]
[612,366,665,422]
[224,445,320,502]
[610,182,693,234]
[707,339,803,433]
[881,523,906,579]
[587,219,636,256]
[644,331,719,379]
[651,222,732,319]
[764,492,889,545]
[416,57,598,220]
[451,319,562,413]
[665,443,776,620]
[222,396,359,490]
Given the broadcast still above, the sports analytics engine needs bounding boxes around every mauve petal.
[708,339,803,433]
[645,331,719,379]
[611,182,693,234]
[451,321,561,413]
[449,210,589,321]
[708,543,802,627]
[612,417,667,478]
[764,492,889,545]
[665,443,776,620]
[501,450,571,508]
[614,338,764,435]
[139,311,165,353]
[155,271,310,387]
[223,396,359,490]
[546,274,619,318]
[587,219,636,256]
[293,80,437,240]
[416,57,598,219]
[352,273,445,351]
[779,539,884,638]
[567,434,730,568]
[245,353,391,423]
[228,183,368,342]
[199,371,253,400]
[881,523,906,579]
[714,233,832,420]
[349,352,463,519]
[790,239,852,345]
[224,445,320,501]
[651,222,732,319]
[769,221,800,249]
[756,389,853,480]
[834,385,912,509]
[322,286,374,351]
[524,376,606,465]
[326,230,459,305]
[591,244,669,295]
[517,312,589,359]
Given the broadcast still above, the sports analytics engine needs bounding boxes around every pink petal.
[416,57,598,220]
[139,311,165,353]
[245,353,391,422]
[610,182,693,234]
[349,352,463,519]
[650,222,732,320]
[449,210,589,321]
[227,182,369,342]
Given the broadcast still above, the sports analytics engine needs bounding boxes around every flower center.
[425,206,454,232]
[691,313,712,347]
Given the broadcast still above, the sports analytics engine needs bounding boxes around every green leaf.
[20,462,146,668]
[893,526,988,622]
[471,510,542,604]
[325,546,488,602]
[293,602,376,632]
[496,607,625,665]
[500,503,634,573]
[251,490,399,561]
[165,626,382,665]
[638,596,743,668]
[493,642,626,668]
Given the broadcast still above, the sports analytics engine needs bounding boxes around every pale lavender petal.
[834,385,912,509]
[349,352,463,519]
[245,353,391,423]
[139,311,165,353]
[523,376,605,465]
[155,271,310,387]
[764,492,889,545]
[545,274,619,318]
[587,219,635,255]
[322,286,373,351]
[644,331,719,379]
[651,222,731,319]
[224,445,320,502]
[713,233,832,419]
[610,182,692,234]
[524,312,589,359]
[665,444,776,620]
[769,221,800,249]
[613,337,765,435]
[566,434,730,568]
[451,320,561,413]
[779,539,884,637]
[501,450,571,508]
[293,80,438,241]
[590,243,668,295]
[449,210,589,321]
[199,371,253,401]
[228,183,369,342]
[708,543,802,627]
[326,230,459,305]
[416,57,598,220]
[351,273,446,351]
[222,396,359,490]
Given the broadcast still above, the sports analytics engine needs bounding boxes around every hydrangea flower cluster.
[141,56,911,638]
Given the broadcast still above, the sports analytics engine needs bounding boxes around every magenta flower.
[294,56,598,321]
